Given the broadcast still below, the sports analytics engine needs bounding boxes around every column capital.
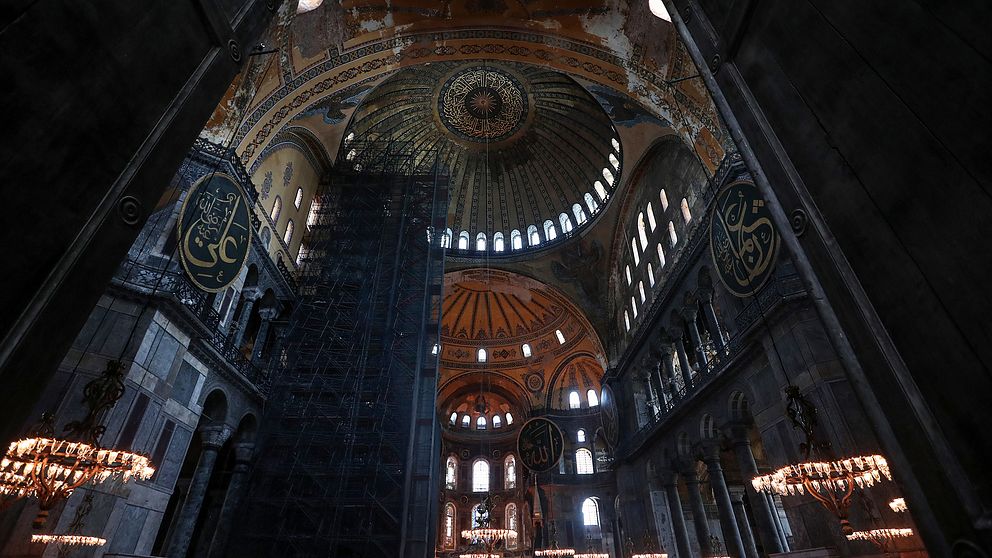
[655,468,679,487]
[728,486,747,504]
[727,423,753,445]
[233,442,255,464]
[701,441,723,464]
[241,287,262,301]
[257,305,280,321]
[680,305,699,322]
[200,425,232,450]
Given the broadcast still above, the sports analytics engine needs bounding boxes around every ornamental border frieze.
[236,28,725,166]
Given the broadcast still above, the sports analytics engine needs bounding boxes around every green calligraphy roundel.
[709,180,780,298]
[178,173,252,293]
[517,417,564,473]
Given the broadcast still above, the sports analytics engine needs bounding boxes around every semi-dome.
[342,61,622,256]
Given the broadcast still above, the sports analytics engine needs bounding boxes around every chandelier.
[846,527,914,551]
[535,521,574,556]
[751,386,893,534]
[459,554,500,558]
[0,361,156,527]
[888,497,907,513]
[575,554,610,558]
[461,494,516,556]
[31,534,106,547]
[627,530,667,558]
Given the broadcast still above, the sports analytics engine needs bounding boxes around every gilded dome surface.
[343,61,621,256]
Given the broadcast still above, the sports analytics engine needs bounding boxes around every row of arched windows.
[449,411,514,429]
[441,498,600,550]
[440,139,621,253]
[567,389,600,409]
[445,455,517,492]
[475,331,565,363]
[622,188,693,333]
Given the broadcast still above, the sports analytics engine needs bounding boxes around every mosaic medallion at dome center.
[438,66,527,142]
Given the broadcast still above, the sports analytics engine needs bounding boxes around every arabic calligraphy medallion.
[709,180,780,298]
[437,65,528,143]
[516,417,564,473]
[178,173,252,292]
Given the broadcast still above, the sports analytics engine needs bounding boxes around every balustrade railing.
[113,259,268,391]
[617,274,806,458]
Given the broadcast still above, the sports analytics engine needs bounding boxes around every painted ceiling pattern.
[438,269,607,411]
[343,61,620,251]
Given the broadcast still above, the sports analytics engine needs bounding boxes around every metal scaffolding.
[231,141,448,557]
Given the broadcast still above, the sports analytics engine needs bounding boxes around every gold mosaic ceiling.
[342,61,621,255]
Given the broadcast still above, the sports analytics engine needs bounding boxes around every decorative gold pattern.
[438,66,527,142]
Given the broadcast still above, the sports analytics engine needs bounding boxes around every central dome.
[342,61,622,256]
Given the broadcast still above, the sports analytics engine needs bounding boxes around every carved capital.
[200,425,232,450]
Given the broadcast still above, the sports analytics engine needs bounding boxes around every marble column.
[672,333,694,389]
[230,288,259,348]
[683,308,709,370]
[729,426,785,554]
[252,305,279,364]
[729,488,759,558]
[699,291,726,352]
[660,470,692,558]
[645,356,667,411]
[658,342,680,399]
[207,442,254,558]
[702,446,746,558]
[168,425,231,558]
[641,372,660,419]
[682,466,713,557]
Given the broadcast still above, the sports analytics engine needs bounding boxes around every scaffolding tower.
[232,141,448,557]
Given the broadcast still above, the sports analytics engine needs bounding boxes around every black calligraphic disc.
[600,386,619,449]
[709,180,780,298]
[516,417,564,473]
[178,173,252,292]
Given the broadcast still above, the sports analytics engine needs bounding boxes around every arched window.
[594,181,608,201]
[631,297,638,318]
[648,263,655,287]
[569,390,581,409]
[445,457,457,489]
[476,232,487,251]
[284,220,295,245]
[660,188,669,211]
[521,343,532,358]
[528,225,541,246]
[511,229,522,250]
[587,389,599,407]
[478,348,487,362]
[294,187,304,209]
[504,455,516,489]
[493,232,505,252]
[555,330,566,344]
[573,203,587,225]
[577,428,586,442]
[584,192,600,213]
[477,415,487,430]
[611,138,621,151]
[624,311,630,332]
[625,265,632,286]
[505,503,518,548]
[602,167,615,186]
[505,412,514,425]
[441,228,452,248]
[582,498,600,526]
[639,281,646,303]
[544,220,557,241]
[458,231,470,250]
[461,414,470,427]
[638,212,649,250]
[270,196,282,222]
[472,460,490,492]
[609,153,620,170]
[668,221,678,246]
[646,202,657,231]
[560,212,574,233]
[493,415,502,428]
[681,198,692,223]
[449,412,457,425]
[443,503,456,548]
[576,448,594,474]
[631,237,640,266]
[657,243,666,268]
